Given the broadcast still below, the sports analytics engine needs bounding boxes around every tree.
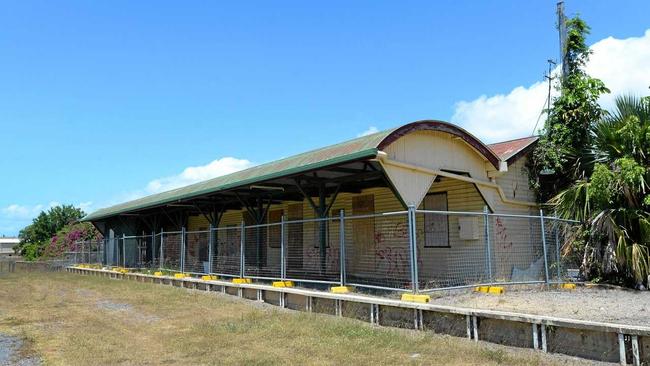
[529,16,610,201]
[552,95,650,288]
[17,205,86,260]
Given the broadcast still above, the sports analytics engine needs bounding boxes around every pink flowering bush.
[41,222,102,259]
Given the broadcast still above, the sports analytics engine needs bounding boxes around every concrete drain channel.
[68,267,648,365]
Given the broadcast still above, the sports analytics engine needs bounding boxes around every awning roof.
[83,120,504,222]
[487,136,539,162]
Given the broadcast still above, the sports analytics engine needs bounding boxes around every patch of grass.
[0,272,594,365]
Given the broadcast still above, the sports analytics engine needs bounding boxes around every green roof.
[82,128,396,222]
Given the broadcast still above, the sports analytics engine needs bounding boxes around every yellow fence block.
[474,286,504,295]
[272,281,294,288]
[488,286,504,294]
[154,271,163,277]
[401,293,431,303]
[560,283,576,290]
[232,278,252,284]
[201,275,218,281]
[330,286,351,294]
[174,273,189,279]
[474,286,490,293]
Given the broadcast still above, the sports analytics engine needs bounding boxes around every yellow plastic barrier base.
[232,278,252,284]
[488,286,505,294]
[401,293,431,303]
[474,286,504,295]
[559,283,576,290]
[474,286,490,293]
[154,271,163,277]
[272,281,294,288]
[201,275,218,281]
[330,286,351,294]
[174,273,189,279]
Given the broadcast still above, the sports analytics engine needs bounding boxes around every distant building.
[0,237,20,256]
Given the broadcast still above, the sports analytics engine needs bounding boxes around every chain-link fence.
[69,208,580,293]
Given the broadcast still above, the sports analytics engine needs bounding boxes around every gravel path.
[430,285,650,326]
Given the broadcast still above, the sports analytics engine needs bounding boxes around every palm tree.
[551,95,650,288]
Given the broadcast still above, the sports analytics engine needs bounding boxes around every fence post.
[208,224,214,274]
[539,209,550,284]
[484,206,493,283]
[240,221,245,278]
[554,211,561,282]
[122,234,126,268]
[408,205,419,293]
[181,227,186,273]
[280,215,286,280]
[159,228,165,270]
[151,231,155,268]
[339,209,346,286]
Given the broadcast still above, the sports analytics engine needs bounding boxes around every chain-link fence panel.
[345,212,411,291]
[64,239,105,266]
[161,231,182,272]
[211,226,241,277]
[545,217,582,283]
[416,211,489,290]
[243,222,281,279]
[489,213,545,285]
[185,230,210,274]
[284,217,340,284]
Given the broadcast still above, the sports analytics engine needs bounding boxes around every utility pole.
[557,1,568,80]
[546,59,556,118]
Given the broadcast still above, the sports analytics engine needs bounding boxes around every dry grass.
[0,272,595,365]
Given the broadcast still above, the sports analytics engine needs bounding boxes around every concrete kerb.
[67,266,649,364]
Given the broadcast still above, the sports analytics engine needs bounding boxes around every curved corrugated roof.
[83,120,500,222]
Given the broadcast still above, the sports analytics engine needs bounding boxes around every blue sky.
[1,0,650,235]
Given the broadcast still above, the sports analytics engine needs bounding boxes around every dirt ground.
[0,272,607,366]
[429,285,650,326]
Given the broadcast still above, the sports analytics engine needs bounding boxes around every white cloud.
[145,157,254,194]
[1,202,62,220]
[357,126,380,137]
[0,201,85,236]
[100,156,254,207]
[452,29,650,143]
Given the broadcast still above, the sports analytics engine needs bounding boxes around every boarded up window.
[352,195,375,266]
[267,209,283,248]
[424,193,449,247]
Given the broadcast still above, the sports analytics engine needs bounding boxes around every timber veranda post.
[407,205,419,294]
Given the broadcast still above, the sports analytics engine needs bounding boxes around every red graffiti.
[495,217,513,249]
